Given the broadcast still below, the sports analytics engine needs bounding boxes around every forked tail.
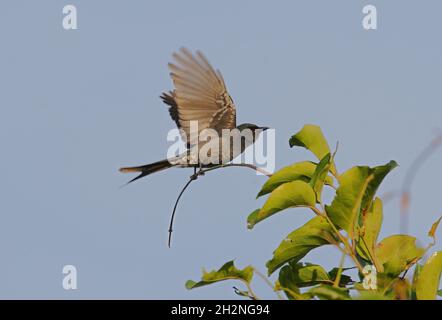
[119,159,173,184]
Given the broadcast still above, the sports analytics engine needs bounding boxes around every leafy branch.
[185,124,442,300]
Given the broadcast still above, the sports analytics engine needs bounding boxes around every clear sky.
[0,0,441,299]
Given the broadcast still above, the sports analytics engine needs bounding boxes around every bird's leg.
[190,165,201,180]
[190,166,198,180]
[198,163,205,176]
[190,163,206,180]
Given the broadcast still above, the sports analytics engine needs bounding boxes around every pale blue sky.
[0,0,441,299]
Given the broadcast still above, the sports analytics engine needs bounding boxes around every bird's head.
[236,123,269,141]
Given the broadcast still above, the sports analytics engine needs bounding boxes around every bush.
[186,125,442,300]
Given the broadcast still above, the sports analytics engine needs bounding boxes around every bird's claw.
[190,166,205,180]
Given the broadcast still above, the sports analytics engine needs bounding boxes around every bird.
[119,48,268,184]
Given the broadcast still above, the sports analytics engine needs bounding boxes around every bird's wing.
[166,48,237,146]
[160,91,181,130]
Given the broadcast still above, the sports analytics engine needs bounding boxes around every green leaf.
[246,209,261,229]
[266,216,334,275]
[289,125,330,160]
[428,215,442,242]
[357,198,384,271]
[309,153,331,202]
[289,124,336,174]
[325,166,372,235]
[438,289,442,297]
[361,198,383,252]
[416,251,442,300]
[248,181,316,229]
[325,161,397,234]
[284,262,331,287]
[308,284,350,300]
[375,235,425,277]
[356,290,394,300]
[276,263,330,300]
[274,281,313,300]
[411,263,423,300]
[257,161,333,198]
[328,267,354,287]
[361,161,398,210]
[392,278,411,300]
[185,261,254,290]
[276,267,301,300]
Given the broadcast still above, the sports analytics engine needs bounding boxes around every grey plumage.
[120,48,267,183]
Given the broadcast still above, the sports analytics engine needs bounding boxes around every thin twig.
[168,163,272,247]
[232,286,255,300]
[168,177,196,247]
[360,236,382,272]
[253,267,284,300]
[400,133,442,233]
[308,205,325,217]
[379,190,400,204]
[201,163,272,177]
[333,251,347,288]
[323,214,364,274]
[244,280,259,300]
[278,286,305,300]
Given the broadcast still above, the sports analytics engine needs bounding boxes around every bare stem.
[168,163,271,247]
[333,251,347,288]
[323,214,364,274]
[200,163,272,177]
[168,177,195,247]
[308,205,325,217]
[243,280,259,300]
[400,133,442,233]
[253,267,284,300]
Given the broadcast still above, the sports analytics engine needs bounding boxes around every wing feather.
[162,48,236,145]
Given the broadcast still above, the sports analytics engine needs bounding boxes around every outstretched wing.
[162,48,237,146]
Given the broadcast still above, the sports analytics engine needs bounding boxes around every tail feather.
[119,159,173,184]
